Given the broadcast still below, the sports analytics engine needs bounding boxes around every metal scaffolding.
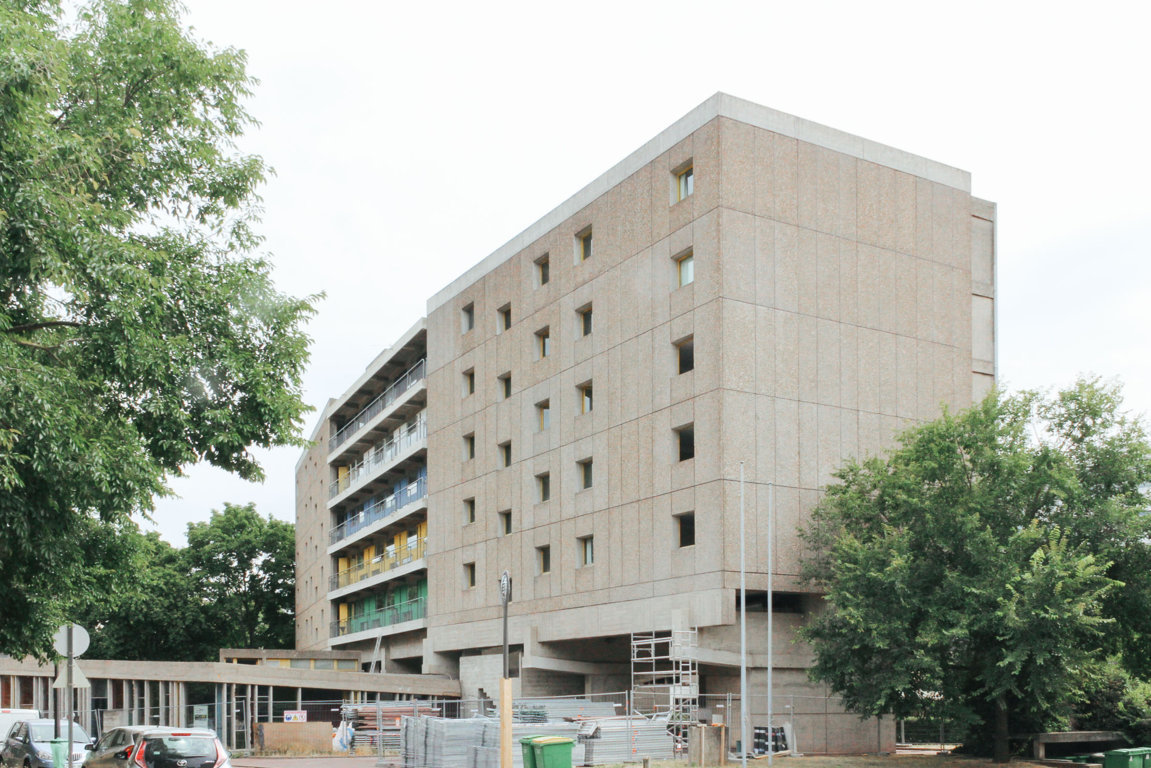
[630,629,699,744]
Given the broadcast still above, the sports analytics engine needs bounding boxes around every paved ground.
[233,757,386,768]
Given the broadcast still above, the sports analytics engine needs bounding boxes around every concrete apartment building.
[295,93,997,753]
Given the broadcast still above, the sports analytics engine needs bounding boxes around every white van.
[0,710,41,739]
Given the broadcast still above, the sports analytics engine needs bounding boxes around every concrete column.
[296,688,302,710]
[267,686,274,723]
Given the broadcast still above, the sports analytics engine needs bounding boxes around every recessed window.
[676,250,694,288]
[676,424,695,461]
[499,372,512,399]
[578,382,593,414]
[675,164,694,202]
[464,497,476,524]
[498,304,512,332]
[536,472,551,502]
[499,441,512,467]
[498,509,512,535]
[536,399,551,431]
[577,304,593,336]
[535,254,550,286]
[463,433,476,460]
[461,302,475,332]
[676,336,694,374]
[677,512,695,548]
[578,458,593,490]
[464,562,476,588]
[579,535,594,566]
[536,327,551,359]
[576,228,593,262]
[463,368,475,395]
[537,545,551,574]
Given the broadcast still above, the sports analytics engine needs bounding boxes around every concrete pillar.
[296,688,302,710]
[267,686,274,723]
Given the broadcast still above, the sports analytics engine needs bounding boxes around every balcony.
[329,415,426,500]
[330,537,427,591]
[330,476,426,545]
[329,358,426,454]
[331,596,427,638]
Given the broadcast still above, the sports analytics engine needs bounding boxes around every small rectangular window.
[463,368,475,395]
[676,336,694,374]
[576,228,593,262]
[499,441,512,467]
[577,304,593,336]
[676,165,694,201]
[535,254,550,286]
[464,497,476,524]
[677,424,695,461]
[499,372,512,399]
[498,304,512,332]
[676,250,694,288]
[536,399,551,431]
[579,535,594,566]
[536,472,551,502]
[499,509,512,535]
[537,545,551,574]
[463,433,475,460]
[464,562,476,588]
[677,512,695,548]
[578,458,593,490]
[461,302,475,332]
[536,327,551,359]
[578,382,593,414]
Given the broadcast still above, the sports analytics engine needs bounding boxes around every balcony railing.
[330,537,427,591]
[331,596,427,638]
[329,414,426,499]
[330,476,427,545]
[329,358,426,453]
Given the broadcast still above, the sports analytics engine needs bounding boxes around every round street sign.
[499,570,511,605]
[52,623,90,658]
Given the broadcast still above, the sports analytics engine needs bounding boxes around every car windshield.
[29,724,89,743]
[143,736,216,759]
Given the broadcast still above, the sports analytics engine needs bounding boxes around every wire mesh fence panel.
[898,717,963,746]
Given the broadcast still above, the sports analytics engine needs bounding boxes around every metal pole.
[767,481,774,766]
[739,461,747,768]
[67,626,74,768]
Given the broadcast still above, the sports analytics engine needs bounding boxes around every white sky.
[145,0,1151,545]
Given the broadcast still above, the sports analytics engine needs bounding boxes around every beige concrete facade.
[296,94,996,753]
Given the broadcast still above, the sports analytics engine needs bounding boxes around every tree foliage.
[75,505,295,661]
[801,379,1151,761]
[0,0,313,656]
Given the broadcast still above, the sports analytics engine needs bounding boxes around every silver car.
[2,720,90,768]
[83,728,229,768]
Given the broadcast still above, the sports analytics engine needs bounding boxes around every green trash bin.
[50,738,68,768]
[519,736,543,768]
[1104,748,1141,768]
[531,736,574,768]
[1130,747,1151,768]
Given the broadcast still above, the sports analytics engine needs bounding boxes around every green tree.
[801,380,1151,762]
[0,0,313,656]
[185,503,295,651]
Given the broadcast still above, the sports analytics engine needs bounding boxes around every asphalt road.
[233,757,387,768]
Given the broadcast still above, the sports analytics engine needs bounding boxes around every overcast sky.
[145,0,1151,545]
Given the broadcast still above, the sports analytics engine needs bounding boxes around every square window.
[536,399,551,431]
[499,441,512,467]
[464,497,475,524]
[463,368,475,395]
[578,458,593,490]
[537,545,551,574]
[498,509,512,535]
[498,304,512,332]
[499,372,512,399]
[578,382,593,414]
[676,250,694,288]
[576,228,593,262]
[579,535,594,566]
[536,327,551,359]
[676,165,694,201]
[535,254,550,286]
[677,512,695,548]
[676,336,694,374]
[461,302,475,332]
[577,304,593,336]
[463,433,475,460]
[464,562,476,589]
[536,472,551,502]
[676,424,695,461]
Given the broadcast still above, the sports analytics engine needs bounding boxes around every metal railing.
[330,476,427,545]
[331,596,427,638]
[330,537,428,591]
[329,414,427,499]
[329,358,426,453]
